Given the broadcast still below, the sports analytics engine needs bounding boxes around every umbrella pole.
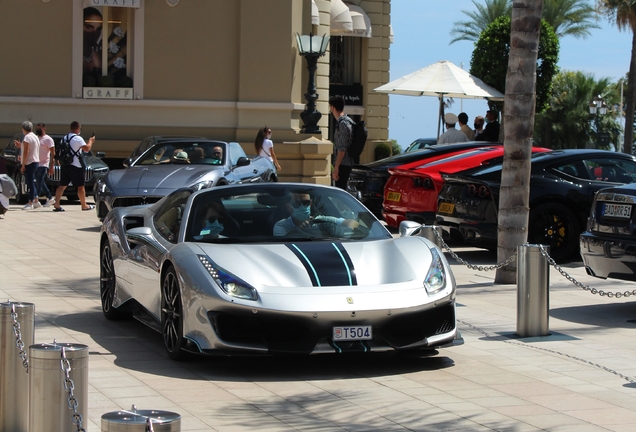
[437,94,443,139]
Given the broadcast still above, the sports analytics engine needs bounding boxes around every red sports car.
[382,145,550,228]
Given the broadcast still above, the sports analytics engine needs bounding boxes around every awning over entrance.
[330,0,353,35]
[347,4,372,38]
[330,0,372,38]
[311,0,320,25]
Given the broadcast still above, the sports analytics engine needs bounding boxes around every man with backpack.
[52,121,96,212]
[329,96,355,190]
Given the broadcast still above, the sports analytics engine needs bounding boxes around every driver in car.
[273,192,358,237]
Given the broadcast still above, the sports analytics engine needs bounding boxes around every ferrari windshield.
[183,184,393,243]
[136,142,227,166]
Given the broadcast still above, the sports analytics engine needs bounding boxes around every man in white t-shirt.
[52,121,96,212]
[437,113,469,145]
[35,123,56,207]
[14,121,40,210]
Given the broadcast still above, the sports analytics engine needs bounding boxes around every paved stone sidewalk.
[1,203,636,431]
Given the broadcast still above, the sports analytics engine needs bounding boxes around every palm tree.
[495,0,544,284]
[543,0,600,38]
[450,0,511,44]
[535,71,621,149]
[450,0,598,43]
[598,0,636,155]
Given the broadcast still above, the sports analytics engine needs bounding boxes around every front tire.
[161,266,185,360]
[528,202,579,262]
[100,241,123,320]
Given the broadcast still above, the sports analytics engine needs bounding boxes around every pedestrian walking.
[329,95,355,189]
[52,121,95,212]
[254,126,281,171]
[14,121,40,210]
[34,123,55,207]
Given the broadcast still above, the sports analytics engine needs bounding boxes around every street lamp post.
[296,33,330,134]
[588,94,608,149]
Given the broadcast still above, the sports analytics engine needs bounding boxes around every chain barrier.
[61,347,86,432]
[430,226,517,271]
[459,319,636,386]
[10,303,29,373]
[425,225,636,299]
[536,245,636,298]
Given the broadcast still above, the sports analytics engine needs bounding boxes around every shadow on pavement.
[550,302,636,328]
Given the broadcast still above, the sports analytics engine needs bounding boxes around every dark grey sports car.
[436,149,636,261]
[95,138,277,220]
[581,183,636,281]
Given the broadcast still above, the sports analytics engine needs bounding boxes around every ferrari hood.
[192,237,435,288]
[107,165,222,192]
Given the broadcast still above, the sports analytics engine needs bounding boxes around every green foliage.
[470,15,560,113]
[390,139,401,155]
[451,0,599,44]
[450,0,511,44]
[374,143,392,161]
[534,71,622,149]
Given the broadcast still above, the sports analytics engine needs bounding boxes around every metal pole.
[101,407,181,431]
[0,301,34,432]
[29,342,89,432]
[419,225,442,249]
[516,244,550,337]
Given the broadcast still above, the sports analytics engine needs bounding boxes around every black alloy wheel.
[161,266,185,360]
[100,242,123,320]
[528,202,579,262]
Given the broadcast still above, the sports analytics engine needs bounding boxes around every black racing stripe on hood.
[287,242,357,287]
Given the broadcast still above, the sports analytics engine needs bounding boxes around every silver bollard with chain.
[517,244,550,337]
[101,404,181,431]
[0,300,35,432]
[29,341,89,432]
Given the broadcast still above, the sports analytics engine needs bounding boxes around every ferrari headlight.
[423,248,445,294]
[192,180,214,191]
[197,255,258,301]
[97,180,111,194]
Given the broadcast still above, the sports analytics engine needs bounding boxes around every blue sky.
[387,0,633,149]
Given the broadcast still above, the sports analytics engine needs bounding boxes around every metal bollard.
[418,225,443,249]
[0,301,35,432]
[29,342,89,432]
[517,244,550,337]
[101,406,181,431]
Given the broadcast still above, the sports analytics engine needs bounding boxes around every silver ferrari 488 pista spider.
[100,182,463,359]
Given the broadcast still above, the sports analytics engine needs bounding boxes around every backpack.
[0,174,18,199]
[345,118,368,161]
[55,133,81,166]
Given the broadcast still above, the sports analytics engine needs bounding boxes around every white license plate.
[333,326,372,341]
[602,203,632,218]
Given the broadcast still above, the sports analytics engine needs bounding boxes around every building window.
[82,4,137,99]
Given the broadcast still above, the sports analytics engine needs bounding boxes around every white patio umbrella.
[374,60,504,138]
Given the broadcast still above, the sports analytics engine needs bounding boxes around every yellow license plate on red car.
[438,202,455,214]
[386,191,401,202]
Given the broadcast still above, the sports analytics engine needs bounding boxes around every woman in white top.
[254,126,281,171]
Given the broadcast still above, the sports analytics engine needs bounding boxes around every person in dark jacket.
[475,110,500,142]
